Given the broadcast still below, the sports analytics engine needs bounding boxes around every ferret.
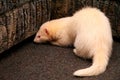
[34,7,113,77]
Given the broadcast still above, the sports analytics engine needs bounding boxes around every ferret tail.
[73,50,110,77]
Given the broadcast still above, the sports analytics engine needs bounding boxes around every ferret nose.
[33,38,38,43]
[33,39,36,43]
[33,39,40,44]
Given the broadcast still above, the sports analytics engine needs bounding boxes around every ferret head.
[34,22,51,43]
[34,21,56,43]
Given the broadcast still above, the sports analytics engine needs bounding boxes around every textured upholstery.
[0,0,51,53]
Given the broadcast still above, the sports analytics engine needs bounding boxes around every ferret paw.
[73,49,81,57]
[51,41,60,46]
[73,49,77,53]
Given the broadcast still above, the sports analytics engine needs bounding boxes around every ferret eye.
[37,35,41,38]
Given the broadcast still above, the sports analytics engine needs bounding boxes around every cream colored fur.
[34,7,113,77]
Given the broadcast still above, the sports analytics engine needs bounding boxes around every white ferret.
[34,7,113,77]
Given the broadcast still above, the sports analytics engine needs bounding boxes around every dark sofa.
[0,0,51,53]
[0,0,120,53]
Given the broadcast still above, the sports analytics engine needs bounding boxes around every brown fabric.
[0,0,51,53]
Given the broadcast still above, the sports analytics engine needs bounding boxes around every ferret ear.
[44,28,49,35]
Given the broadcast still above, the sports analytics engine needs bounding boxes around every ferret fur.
[34,7,113,77]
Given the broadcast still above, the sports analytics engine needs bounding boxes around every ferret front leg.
[51,41,61,46]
